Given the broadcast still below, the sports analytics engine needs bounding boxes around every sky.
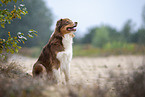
[44,0,145,36]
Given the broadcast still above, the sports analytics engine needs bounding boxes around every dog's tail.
[32,63,46,78]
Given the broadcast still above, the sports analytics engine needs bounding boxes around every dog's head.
[55,18,77,37]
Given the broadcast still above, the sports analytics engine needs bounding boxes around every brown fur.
[32,18,77,79]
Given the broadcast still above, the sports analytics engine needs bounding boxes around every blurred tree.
[0,0,53,47]
[131,5,145,45]
[103,25,121,42]
[81,25,121,47]
[136,29,145,45]
[132,28,145,45]
[121,20,134,43]
[92,26,109,47]
[81,27,98,44]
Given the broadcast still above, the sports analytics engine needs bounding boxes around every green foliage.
[92,26,109,47]
[80,25,121,45]
[0,0,37,54]
[79,19,145,50]
[103,42,135,50]
[73,44,144,57]
[121,20,134,42]
[0,30,37,54]
[0,0,53,47]
[81,27,97,44]
[0,32,21,54]
[135,28,145,45]
[78,5,145,49]
[0,2,27,28]
[1,0,23,5]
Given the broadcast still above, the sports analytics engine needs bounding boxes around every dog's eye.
[66,21,70,24]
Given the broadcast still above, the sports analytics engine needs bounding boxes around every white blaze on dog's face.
[56,18,77,37]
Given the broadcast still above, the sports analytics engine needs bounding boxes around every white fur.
[52,68,60,83]
[54,33,73,83]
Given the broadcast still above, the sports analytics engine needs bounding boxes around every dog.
[32,18,77,83]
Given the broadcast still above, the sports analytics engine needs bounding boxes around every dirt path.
[8,55,145,86]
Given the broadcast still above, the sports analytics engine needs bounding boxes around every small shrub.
[114,64,145,97]
[0,62,46,97]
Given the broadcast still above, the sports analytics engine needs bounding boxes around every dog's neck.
[50,31,63,38]
[62,34,73,50]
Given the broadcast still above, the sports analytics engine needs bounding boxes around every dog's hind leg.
[32,63,46,78]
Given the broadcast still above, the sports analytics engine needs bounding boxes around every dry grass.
[114,64,145,97]
[0,55,145,97]
[0,62,43,97]
[0,61,111,97]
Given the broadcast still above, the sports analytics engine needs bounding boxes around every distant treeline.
[75,5,145,48]
[74,19,145,48]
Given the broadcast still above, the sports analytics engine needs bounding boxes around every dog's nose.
[74,22,77,27]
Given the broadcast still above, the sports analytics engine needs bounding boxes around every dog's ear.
[56,19,63,32]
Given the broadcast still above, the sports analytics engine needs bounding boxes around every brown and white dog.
[32,18,77,83]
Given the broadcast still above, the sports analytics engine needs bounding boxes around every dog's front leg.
[64,63,70,83]
[52,68,60,84]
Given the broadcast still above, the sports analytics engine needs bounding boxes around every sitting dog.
[32,18,77,83]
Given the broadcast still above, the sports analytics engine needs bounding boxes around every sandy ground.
[8,54,145,86]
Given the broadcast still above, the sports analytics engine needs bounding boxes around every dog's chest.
[56,34,73,65]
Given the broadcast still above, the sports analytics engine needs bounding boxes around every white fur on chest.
[56,34,73,71]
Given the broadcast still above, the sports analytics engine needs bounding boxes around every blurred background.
[1,1,145,97]
[0,0,145,57]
